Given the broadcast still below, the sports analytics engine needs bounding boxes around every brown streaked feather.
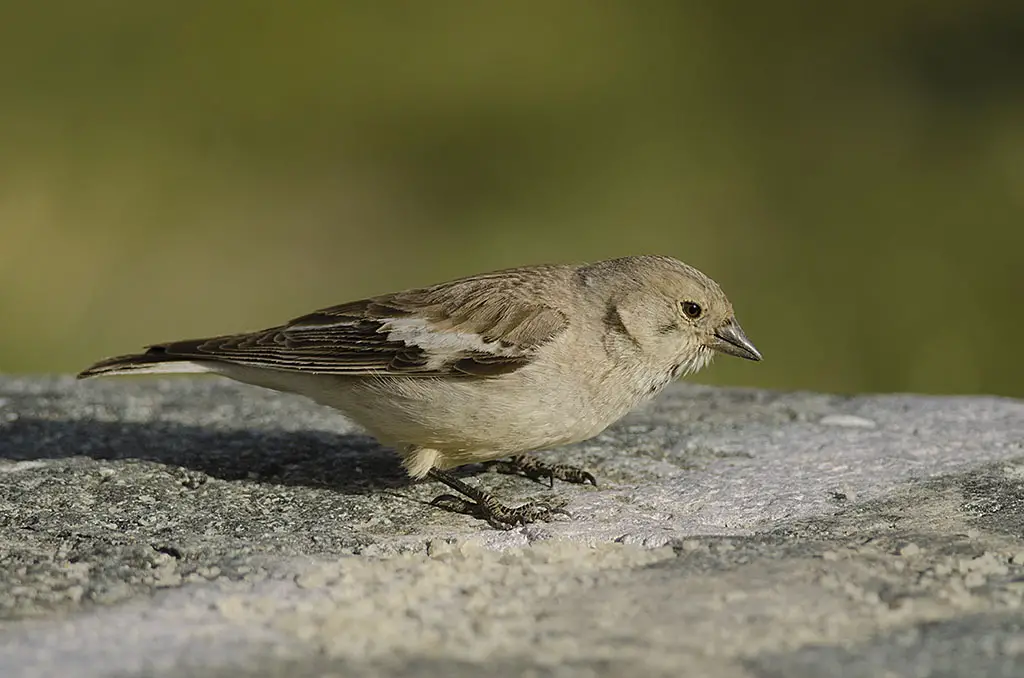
[99,269,571,378]
[290,268,568,350]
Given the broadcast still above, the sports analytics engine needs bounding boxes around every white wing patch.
[380,317,525,371]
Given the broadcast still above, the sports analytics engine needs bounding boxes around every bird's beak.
[710,318,762,361]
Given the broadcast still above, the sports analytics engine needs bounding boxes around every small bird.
[79,255,761,528]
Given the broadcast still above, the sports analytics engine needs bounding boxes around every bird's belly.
[318,373,628,457]
[219,362,654,459]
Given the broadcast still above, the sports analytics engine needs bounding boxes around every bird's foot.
[430,493,571,530]
[427,468,572,529]
[489,454,598,488]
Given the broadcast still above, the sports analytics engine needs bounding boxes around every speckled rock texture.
[1,376,1023,677]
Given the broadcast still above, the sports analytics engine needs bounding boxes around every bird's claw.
[430,492,571,529]
[497,455,599,488]
[482,497,572,530]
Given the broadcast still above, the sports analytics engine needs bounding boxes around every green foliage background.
[2,2,1022,396]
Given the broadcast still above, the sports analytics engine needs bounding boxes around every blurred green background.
[2,2,1022,397]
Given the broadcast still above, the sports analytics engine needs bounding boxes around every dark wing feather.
[142,269,570,377]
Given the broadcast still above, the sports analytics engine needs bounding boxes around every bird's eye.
[679,301,703,319]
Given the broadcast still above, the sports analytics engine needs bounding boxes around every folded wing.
[81,270,570,379]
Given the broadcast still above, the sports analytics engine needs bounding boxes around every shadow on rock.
[2,417,413,495]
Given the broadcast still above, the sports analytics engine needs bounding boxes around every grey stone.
[0,376,1023,677]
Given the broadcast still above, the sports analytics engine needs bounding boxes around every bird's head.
[594,255,761,378]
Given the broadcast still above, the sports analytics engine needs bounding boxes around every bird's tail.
[77,348,213,379]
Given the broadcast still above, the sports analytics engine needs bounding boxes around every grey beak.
[710,318,762,361]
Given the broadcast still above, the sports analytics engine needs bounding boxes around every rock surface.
[1,376,1023,677]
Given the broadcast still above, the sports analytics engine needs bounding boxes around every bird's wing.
[143,271,570,377]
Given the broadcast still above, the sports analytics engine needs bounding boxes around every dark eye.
[679,301,703,319]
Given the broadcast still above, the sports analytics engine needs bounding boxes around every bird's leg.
[427,468,570,530]
[488,454,598,488]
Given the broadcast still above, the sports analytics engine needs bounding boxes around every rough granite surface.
[0,376,1023,677]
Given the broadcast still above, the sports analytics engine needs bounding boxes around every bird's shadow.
[2,416,431,496]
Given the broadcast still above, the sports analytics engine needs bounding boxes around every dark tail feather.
[77,348,202,379]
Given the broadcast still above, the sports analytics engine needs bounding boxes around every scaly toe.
[552,465,598,487]
[511,498,572,525]
[430,494,481,516]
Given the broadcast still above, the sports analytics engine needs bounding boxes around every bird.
[78,254,761,528]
